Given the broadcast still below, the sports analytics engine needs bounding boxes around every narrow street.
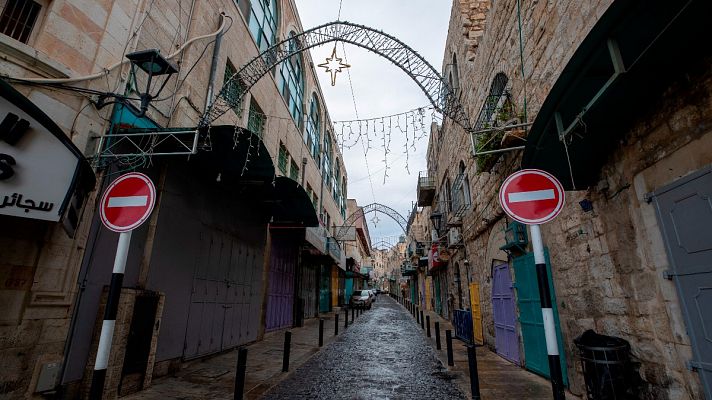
[263,297,466,400]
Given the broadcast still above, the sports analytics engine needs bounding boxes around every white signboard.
[0,88,82,221]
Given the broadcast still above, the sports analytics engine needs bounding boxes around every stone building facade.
[424,0,711,398]
[0,0,350,398]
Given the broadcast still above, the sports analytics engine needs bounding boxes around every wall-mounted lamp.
[125,49,178,117]
[429,212,443,234]
[579,199,594,212]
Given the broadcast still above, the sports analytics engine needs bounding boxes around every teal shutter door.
[319,266,331,312]
[512,249,568,386]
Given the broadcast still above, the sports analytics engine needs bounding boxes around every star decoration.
[318,47,351,86]
[371,214,380,225]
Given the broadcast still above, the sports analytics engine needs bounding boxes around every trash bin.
[574,330,635,399]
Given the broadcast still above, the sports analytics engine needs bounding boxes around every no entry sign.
[99,172,156,232]
[499,169,565,225]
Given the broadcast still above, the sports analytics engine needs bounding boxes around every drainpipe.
[204,13,226,112]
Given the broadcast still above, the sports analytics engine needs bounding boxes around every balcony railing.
[417,171,436,206]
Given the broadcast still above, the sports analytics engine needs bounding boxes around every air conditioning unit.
[448,227,463,248]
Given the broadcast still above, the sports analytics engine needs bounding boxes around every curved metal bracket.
[201,21,472,131]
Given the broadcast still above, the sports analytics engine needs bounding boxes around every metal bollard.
[282,331,292,372]
[435,321,441,350]
[345,309,349,329]
[467,345,482,400]
[351,307,355,321]
[335,313,339,336]
[416,307,420,324]
[426,315,431,337]
[234,347,247,400]
[318,318,324,347]
[420,310,425,330]
[446,329,454,366]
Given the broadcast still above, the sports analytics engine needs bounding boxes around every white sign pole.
[89,230,132,398]
[529,224,565,400]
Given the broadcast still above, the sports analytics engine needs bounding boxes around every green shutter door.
[512,249,568,386]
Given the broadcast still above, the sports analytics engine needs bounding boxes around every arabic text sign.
[100,172,156,232]
[499,169,565,225]
[0,100,79,221]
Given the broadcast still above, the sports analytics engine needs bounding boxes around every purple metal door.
[492,263,520,363]
[266,234,297,331]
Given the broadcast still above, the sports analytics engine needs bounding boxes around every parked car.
[350,290,373,309]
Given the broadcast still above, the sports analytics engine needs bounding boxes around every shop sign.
[428,244,446,271]
[0,88,86,222]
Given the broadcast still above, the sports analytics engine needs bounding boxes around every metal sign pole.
[529,224,565,400]
[89,230,132,398]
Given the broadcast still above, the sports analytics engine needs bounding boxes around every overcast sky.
[295,1,452,245]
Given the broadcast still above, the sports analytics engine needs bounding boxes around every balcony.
[401,261,417,276]
[417,171,435,206]
[327,237,342,262]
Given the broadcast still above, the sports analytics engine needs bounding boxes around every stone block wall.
[432,0,710,398]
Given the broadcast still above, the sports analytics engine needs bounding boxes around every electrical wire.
[4,13,229,84]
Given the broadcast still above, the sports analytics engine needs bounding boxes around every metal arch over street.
[336,202,408,240]
[201,21,472,131]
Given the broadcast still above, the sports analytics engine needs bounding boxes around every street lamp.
[125,49,178,116]
[429,212,443,235]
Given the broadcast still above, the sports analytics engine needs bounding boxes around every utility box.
[36,361,60,392]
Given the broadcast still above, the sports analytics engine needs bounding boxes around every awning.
[270,176,319,227]
[522,0,712,189]
[195,125,275,182]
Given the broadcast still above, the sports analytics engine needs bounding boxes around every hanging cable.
[6,14,229,84]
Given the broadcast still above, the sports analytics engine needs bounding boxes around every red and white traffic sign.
[99,172,156,232]
[499,169,565,225]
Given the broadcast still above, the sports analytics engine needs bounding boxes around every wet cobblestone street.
[263,297,466,400]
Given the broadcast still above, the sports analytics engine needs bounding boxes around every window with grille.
[248,0,278,52]
[0,0,41,44]
[451,162,471,217]
[247,99,265,138]
[224,60,246,117]
[278,142,288,174]
[289,159,299,181]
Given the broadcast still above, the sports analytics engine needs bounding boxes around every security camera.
[463,259,470,266]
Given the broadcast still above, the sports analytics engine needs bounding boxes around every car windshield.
[352,290,368,297]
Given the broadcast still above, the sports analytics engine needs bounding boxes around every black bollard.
[234,347,247,400]
[318,318,324,347]
[467,345,482,400]
[426,315,431,337]
[435,321,441,350]
[335,313,339,336]
[345,309,349,329]
[351,307,355,321]
[446,329,454,366]
[416,307,420,324]
[282,331,291,372]
[420,310,425,330]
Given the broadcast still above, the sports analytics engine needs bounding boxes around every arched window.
[248,0,278,51]
[322,133,333,186]
[278,32,305,127]
[449,53,460,93]
[452,161,471,215]
[333,161,341,201]
[305,94,320,159]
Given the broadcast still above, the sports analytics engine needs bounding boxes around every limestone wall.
[431,0,708,398]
